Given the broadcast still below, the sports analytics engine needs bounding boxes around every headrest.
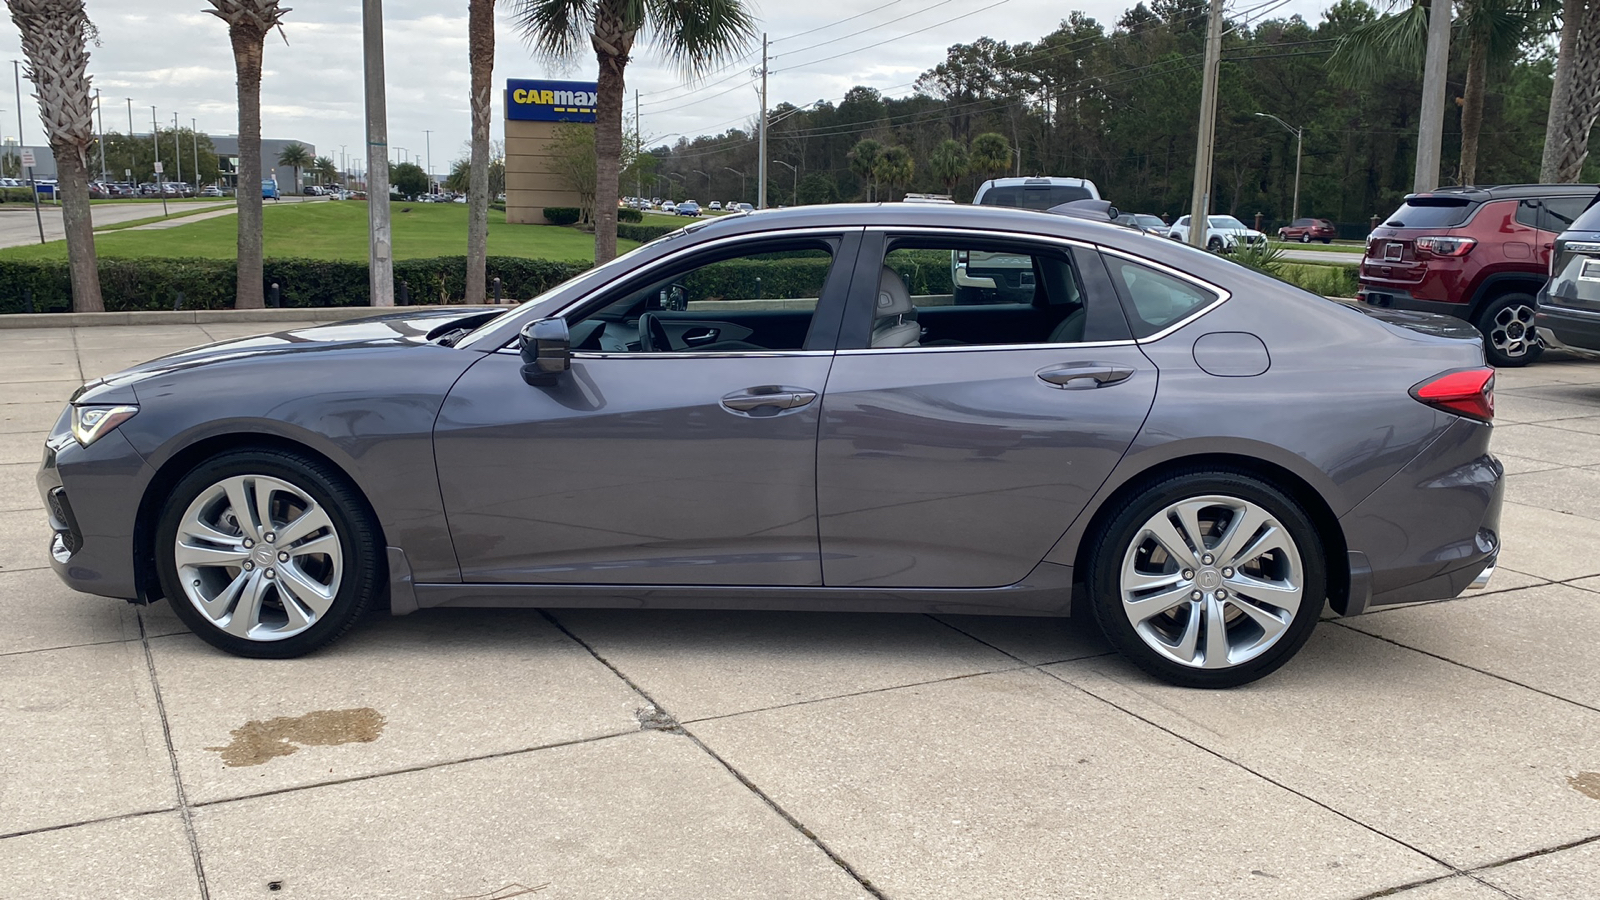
[876,266,915,318]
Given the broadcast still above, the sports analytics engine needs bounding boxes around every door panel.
[816,346,1155,588]
[435,351,834,585]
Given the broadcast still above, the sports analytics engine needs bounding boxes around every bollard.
[22,287,33,314]
[398,280,410,306]
[492,277,502,304]
[268,282,281,309]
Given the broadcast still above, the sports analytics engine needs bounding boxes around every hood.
[79,307,505,398]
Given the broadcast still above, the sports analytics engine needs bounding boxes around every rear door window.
[1386,198,1475,228]
[1541,195,1596,233]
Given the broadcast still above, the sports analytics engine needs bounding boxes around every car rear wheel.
[1476,292,1543,368]
[1300,233,1311,243]
[1086,470,1325,688]
[1207,237,1224,252]
[155,448,383,658]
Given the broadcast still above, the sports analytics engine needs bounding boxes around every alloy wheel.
[1488,303,1537,359]
[173,474,344,641]
[1118,494,1304,669]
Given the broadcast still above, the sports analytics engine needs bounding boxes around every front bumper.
[37,426,154,601]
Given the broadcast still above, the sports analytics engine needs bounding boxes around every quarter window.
[1103,256,1219,338]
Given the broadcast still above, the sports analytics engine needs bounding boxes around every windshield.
[1135,215,1165,228]
[1208,216,1248,230]
[1385,197,1475,228]
[979,184,1093,211]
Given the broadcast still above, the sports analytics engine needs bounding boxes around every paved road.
[3,321,1600,898]
[0,196,330,249]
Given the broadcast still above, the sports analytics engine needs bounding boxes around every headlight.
[70,404,138,447]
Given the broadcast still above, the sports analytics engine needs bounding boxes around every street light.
[693,168,711,193]
[772,159,797,207]
[1255,112,1303,223]
[722,166,745,203]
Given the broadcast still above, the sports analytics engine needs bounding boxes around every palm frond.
[508,0,596,59]
[644,0,756,77]
[1326,0,1431,87]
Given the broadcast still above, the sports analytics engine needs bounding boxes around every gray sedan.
[38,204,1502,687]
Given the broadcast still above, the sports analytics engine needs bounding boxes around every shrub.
[1277,263,1359,298]
[543,207,581,226]
[617,222,678,243]
[685,257,835,301]
[618,207,643,223]
[0,255,593,313]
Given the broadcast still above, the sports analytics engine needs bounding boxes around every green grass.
[0,200,628,262]
[1269,240,1365,254]
[95,204,234,232]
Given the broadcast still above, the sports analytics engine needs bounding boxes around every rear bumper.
[1358,289,1471,321]
[1536,306,1600,359]
[1336,418,1502,615]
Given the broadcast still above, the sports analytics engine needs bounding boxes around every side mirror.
[519,318,570,386]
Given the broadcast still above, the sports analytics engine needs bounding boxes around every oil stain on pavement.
[206,707,386,767]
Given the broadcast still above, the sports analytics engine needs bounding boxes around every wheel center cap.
[1197,568,1222,590]
[251,545,275,567]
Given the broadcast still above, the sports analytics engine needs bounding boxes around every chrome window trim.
[837,339,1135,356]
[493,348,834,360]
[1094,245,1231,343]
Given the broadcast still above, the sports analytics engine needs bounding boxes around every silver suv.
[958,177,1102,303]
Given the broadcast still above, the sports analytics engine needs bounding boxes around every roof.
[1408,183,1600,202]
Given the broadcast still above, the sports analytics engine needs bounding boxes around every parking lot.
[3,319,1599,900]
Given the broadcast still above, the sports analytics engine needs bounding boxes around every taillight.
[1411,368,1494,423]
[1414,235,1476,257]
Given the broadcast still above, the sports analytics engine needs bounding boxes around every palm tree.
[8,0,102,312]
[848,138,882,201]
[969,132,1011,183]
[205,0,289,310]
[467,0,494,303]
[928,138,969,196]
[277,142,311,193]
[1330,0,1550,185]
[874,146,915,202]
[511,0,755,265]
[312,155,337,186]
[1540,0,1600,182]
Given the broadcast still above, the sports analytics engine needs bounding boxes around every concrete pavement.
[1,322,1599,899]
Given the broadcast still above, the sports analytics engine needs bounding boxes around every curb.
[0,306,432,329]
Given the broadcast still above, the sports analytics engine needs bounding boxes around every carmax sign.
[506,79,598,123]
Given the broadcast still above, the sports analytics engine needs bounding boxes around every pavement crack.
[539,610,890,900]
[136,607,212,900]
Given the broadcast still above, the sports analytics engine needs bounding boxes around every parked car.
[262,180,279,199]
[40,203,1502,688]
[1535,197,1600,359]
[1358,184,1600,367]
[1277,218,1338,243]
[1167,215,1267,252]
[200,185,224,198]
[677,200,701,216]
[973,176,1099,210]
[902,193,955,204]
[1115,213,1168,235]
[708,201,722,211]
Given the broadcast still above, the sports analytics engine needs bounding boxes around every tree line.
[647,0,1600,230]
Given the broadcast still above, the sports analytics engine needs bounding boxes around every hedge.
[543,207,581,226]
[618,222,678,243]
[0,256,592,313]
[617,207,643,223]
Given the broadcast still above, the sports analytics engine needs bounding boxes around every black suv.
[1537,200,1600,359]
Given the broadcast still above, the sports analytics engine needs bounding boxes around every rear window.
[978,184,1092,210]
[1384,197,1475,228]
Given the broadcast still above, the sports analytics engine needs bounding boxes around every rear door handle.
[721,388,817,413]
[1037,363,1136,389]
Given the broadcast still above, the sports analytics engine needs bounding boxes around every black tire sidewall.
[1086,470,1326,688]
[1476,292,1543,368]
[155,448,382,659]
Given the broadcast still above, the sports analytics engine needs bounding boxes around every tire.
[1321,238,1332,244]
[1085,469,1326,688]
[1300,233,1311,243]
[1207,237,1224,253]
[155,447,384,658]
[1475,292,1544,368]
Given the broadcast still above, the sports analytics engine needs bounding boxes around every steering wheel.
[638,312,673,353]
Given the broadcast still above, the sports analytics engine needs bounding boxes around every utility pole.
[757,32,768,209]
[151,106,168,216]
[423,129,432,192]
[95,89,105,181]
[363,0,394,306]
[192,118,200,189]
[1186,0,1224,249]
[14,61,43,243]
[635,89,642,201]
[173,112,181,187]
[1414,0,1452,191]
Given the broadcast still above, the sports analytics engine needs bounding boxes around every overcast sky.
[0,0,1331,177]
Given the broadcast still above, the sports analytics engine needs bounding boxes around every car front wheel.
[1086,470,1325,688]
[155,448,383,658]
[1300,233,1311,243]
[1477,292,1543,368]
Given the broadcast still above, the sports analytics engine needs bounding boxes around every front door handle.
[721,388,818,413]
[1037,363,1136,390]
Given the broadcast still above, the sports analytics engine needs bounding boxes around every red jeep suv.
[1359,184,1600,366]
